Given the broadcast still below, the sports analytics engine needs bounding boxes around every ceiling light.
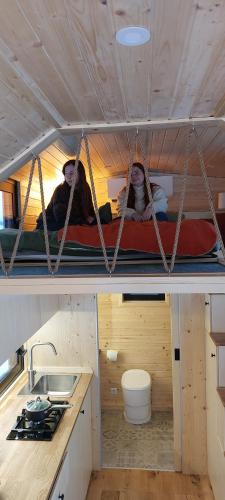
[116,26,150,46]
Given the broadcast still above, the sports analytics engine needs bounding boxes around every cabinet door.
[50,452,69,500]
[78,387,92,498]
[66,387,92,500]
[50,387,92,500]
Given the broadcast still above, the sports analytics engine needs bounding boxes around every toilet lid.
[121,369,151,390]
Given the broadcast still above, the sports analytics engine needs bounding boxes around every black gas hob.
[6,399,68,441]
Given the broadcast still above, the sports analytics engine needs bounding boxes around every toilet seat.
[121,369,151,390]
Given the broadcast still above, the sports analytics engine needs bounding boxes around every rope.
[8,156,36,275]
[169,128,191,272]
[193,127,225,260]
[0,241,6,275]
[54,137,82,273]
[83,134,111,273]
[138,131,169,273]
[54,135,82,273]
[110,133,136,273]
[36,155,53,274]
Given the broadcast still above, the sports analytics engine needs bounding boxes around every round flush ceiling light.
[116,26,150,46]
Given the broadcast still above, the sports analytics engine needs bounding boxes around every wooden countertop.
[0,371,92,500]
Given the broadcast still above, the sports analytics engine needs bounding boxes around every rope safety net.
[0,125,225,276]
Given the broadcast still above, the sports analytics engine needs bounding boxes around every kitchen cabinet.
[50,386,92,500]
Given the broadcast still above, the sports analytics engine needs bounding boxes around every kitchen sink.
[18,373,80,397]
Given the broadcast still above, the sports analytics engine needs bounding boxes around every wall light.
[116,26,151,47]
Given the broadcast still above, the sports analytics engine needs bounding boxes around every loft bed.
[0,218,225,279]
[1,125,225,286]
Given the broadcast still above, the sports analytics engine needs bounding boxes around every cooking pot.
[24,396,72,422]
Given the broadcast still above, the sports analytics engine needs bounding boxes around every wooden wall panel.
[11,145,67,230]
[169,175,225,212]
[97,294,172,411]
[179,294,207,475]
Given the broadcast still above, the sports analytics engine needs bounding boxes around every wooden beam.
[0,38,65,127]
[1,116,225,181]
[0,129,59,180]
[1,275,225,295]
[61,116,222,134]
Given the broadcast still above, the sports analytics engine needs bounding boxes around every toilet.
[121,369,151,424]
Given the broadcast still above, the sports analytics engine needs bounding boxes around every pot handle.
[50,404,73,410]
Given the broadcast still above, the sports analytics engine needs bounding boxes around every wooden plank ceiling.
[0,0,225,179]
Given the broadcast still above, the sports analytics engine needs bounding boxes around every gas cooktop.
[6,399,68,441]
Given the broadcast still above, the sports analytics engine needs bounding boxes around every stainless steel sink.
[18,373,80,396]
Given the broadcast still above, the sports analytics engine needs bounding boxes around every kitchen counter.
[0,371,92,500]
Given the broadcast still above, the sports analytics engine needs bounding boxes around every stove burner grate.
[6,400,68,441]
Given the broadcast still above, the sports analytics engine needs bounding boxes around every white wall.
[0,295,59,365]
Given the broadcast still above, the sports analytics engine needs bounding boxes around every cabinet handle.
[211,353,216,357]
[58,495,64,500]
[80,409,85,414]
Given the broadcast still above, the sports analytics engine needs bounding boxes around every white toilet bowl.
[121,369,151,424]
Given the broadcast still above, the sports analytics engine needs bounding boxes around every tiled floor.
[102,409,174,470]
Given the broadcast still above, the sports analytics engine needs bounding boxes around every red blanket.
[57,219,217,256]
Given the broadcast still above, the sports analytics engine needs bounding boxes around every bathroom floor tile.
[102,410,174,470]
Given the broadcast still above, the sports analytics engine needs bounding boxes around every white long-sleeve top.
[117,184,168,219]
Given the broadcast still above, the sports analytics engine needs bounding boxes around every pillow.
[98,202,112,224]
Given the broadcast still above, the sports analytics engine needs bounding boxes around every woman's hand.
[132,213,143,222]
[86,216,95,224]
[142,206,152,221]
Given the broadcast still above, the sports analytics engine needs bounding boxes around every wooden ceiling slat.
[0,2,225,177]
[0,2,81,122]
[0,54,53,131]
[157,128,180,172]
[111,0,152,119]
[64,0,127,121]
[18,0,104,123]
[170,0,225,118]
[150,0,195,119]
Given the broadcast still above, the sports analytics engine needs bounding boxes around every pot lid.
[26,396,50,412]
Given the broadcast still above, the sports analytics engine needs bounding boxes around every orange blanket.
[57,219,217,257]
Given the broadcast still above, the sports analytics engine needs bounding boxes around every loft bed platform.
[1,267,225,296]
[0,252,224,277]
[0,219,224,292]
[0,252,225,297]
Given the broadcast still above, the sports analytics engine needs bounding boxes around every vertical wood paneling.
[179,294,207,474]
[98,294,172,411]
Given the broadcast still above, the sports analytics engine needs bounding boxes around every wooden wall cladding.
[97,294,172,411]
[178,294,207,474]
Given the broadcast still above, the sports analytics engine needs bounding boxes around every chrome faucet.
[28,342,58,391]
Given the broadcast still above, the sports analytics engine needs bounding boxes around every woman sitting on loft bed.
[36,159,96,231]
[0,155,219,273]
[117,162,168,222]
